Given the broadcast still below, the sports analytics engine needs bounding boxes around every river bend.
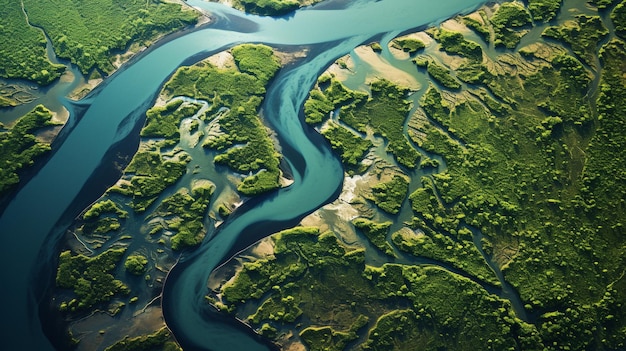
[0,0,487,349]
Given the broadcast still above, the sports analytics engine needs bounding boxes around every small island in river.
[0,0,625,350]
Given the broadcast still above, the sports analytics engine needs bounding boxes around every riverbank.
[207,0,626,349]
[68,0,211,102]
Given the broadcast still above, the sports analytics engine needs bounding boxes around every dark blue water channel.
[0,0,487,349]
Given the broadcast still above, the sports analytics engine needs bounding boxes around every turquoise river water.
[0,0,487,349]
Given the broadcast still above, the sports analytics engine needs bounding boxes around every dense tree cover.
[405,8,626,350]
[56,248,129,311]
[216,228,541,350]
[142,99,202,143]
[0,0,65,84]
[491,2,532,48]
[321,122,372,174]
[0,105,57,196]
[215,2,626,350]
[432,29,482,62]
[164,44,283,195]
[611,0,626,39]
[104,327,181,351]
[304,77,420,168]
[124,253,149,275]
[21,0,198,75]
[303,76,369,125]
[340,80,421,168]
[588,0,619,9]
[300,316,368,351]
[83,199,128,220]
[528,0,562,22]
[80,199,129,236]
[391,37,426,54]
[151,183,214,250]
[368,174,409,214]
[230,0,323,16]
[543,14,609,67]
[109,148,190,212]
[424,61,462,89]
[352,218,395,257]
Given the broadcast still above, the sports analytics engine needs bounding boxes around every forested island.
[0,0,625,350]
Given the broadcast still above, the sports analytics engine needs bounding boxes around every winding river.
[0,0,488,349]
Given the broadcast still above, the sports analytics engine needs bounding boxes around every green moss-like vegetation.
[588,0,618,9]
[210,2,626,350]
[352,218,395,257]
[104,327,180,351]
[305,78,420,169]
[0,105,56,196]
[142,99,202,142]
[80,199,129,236]
[82,217,121,236]
[124,253,148,275]
[491,2,532,48]
[528,0,562,22]
[0,96,17,108]
[462,13,490,42]
[164,44,283,196]
[56,248,129,311]
[299,326,355,351]
[542,15,609,67]
[21,0,198,75]
[339,79,421,168]
[369,42,383,53]
[425,61,462,89]
[390,175,499,285]
[391,37,426,54]
[321,122,372,174]
[405,20,626,350]
[0,0,65,84]
[434,29,483,61]
[109,149,190,212]
[300,315,367,351]
[231,0,323,16]
[217,228,541,350]
[412,56,430,68]
[611,1,626,39]
[83,199,128,220]
[152,183,214,251]
[455,62,491,84]
[369,174,409,214]
[304,78,368,125]
[392,228,499,286]
[231,44,282,83]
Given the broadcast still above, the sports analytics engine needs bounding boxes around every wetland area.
[0,0,626,350]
